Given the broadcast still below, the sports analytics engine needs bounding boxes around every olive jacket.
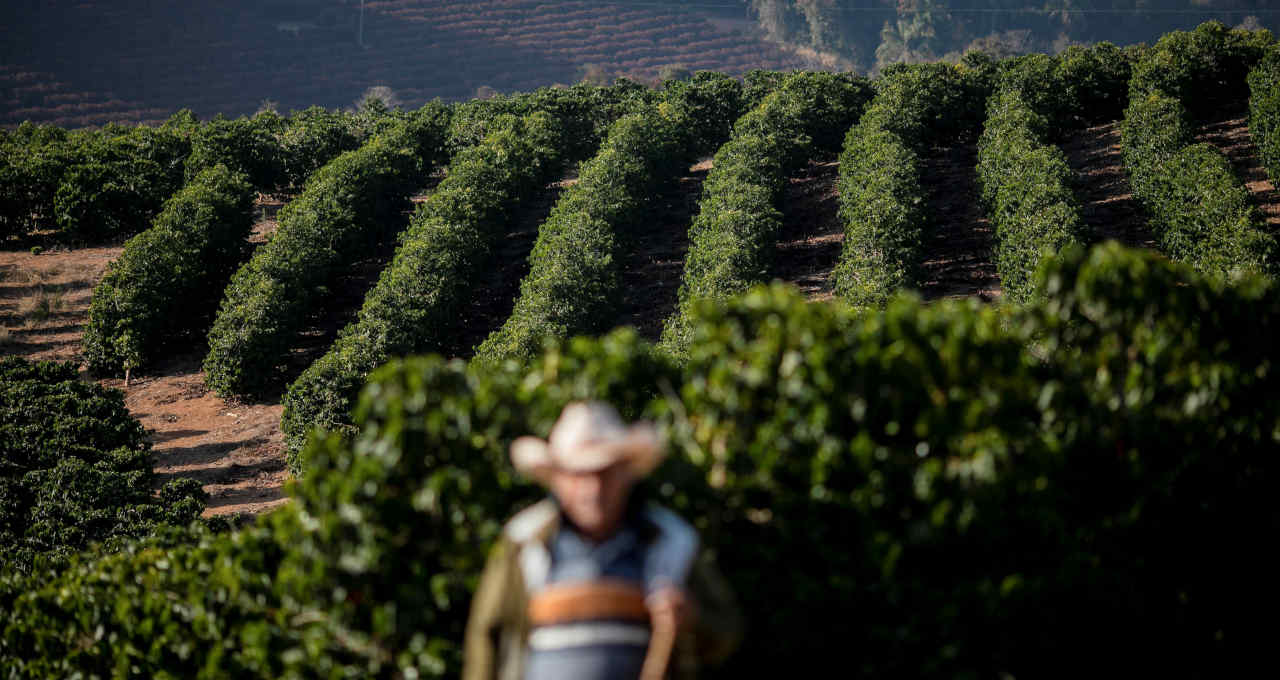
[462,498,743,680]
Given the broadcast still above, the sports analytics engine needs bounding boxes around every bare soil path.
[917,144,1001,302]
[0,195,298,518]
[774,159,843,301]
[614,160,712,341]
[1060,121,1157,249]
[1195,110,1280,236]
[443,180,571,358]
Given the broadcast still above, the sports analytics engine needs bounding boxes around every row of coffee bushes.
[660,72,872,351]
[0,106,390,243]
[79,83,650,385]
[0,116,192,242]
[993,44,1136,134]
[833,45,1134,308]
[183,105,387,194]
[1121,94,1271,276]
[1248,47,1280,184]
[6,243,1279,677]
[0,357,206,578]
[1122,24,1275,278]
[446,80,655,160]
[279,81,683,465]
[832,63,982,307]
[202,105,453,398]
[475,74,746,362]
[1129,21,1274,121]
[81,165,256,376]
[0,83,659,246]
[278,113,567,468]
[975,89,1085,303]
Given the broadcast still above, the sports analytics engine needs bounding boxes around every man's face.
[548,461,635,541]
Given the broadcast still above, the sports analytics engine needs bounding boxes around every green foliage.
[0,125,75,239]
[1054,41,1133,126]
[277,106,366,190]
[477,77,746,363]
[832,127,926,306]
[447,80,653,160]
[831,62,987,307]
[53,123,193,241]
[663,72,872,352]
[203,104,452,398]
[1140,143,1269,275]
[184,111,288,191]
[741,69,787,109]
[993,43,1132,132]
[1119,92,1194,195]
[82,165,256,375]
[1,523,289,679]
[473,109,683,362]
[1122,92,1273,277]
[660,72,749,157]
[0,357,206,575]
[1248,47,1280,185]
[1129,21,1274,120]
[11,243,1280,676]
[280,113,566,470]
[975,89,1084,303]
[862,62,983,148]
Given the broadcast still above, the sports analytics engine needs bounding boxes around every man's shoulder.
[503,498,558,544]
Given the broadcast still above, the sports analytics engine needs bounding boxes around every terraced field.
[0,0,809,128]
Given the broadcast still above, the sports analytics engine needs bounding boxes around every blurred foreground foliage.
[4,242,1280,677]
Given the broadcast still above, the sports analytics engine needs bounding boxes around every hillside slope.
[0,0,810,128]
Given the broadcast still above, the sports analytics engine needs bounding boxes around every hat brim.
[510,424,664,483]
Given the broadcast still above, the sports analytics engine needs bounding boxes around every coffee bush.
[280,112,566,468]
[1122,91,1273,277]
[1129,21,1274,120]
[203,104,452,398]
[1248,46,1280,184]
[663,72,872,351]
[6,244,1280,677]
[976,89,1084,302]
[83,165,256,375]
[479,76,745,362]
[0,358,206,576]
[832,62,987,307]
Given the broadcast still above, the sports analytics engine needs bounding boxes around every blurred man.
[464,401,741,680]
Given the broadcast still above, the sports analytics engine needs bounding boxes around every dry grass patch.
[17,286,66,324]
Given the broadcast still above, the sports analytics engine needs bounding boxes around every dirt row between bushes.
[774,159,843,301]
[1060,120,1156,250]
[917,144,1002,302]
[772,147,1002,303]
[1196,111,1280,235]
[613,160,712,341]
[0,200,291,518]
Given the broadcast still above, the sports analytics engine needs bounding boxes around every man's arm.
[463,538,519,680]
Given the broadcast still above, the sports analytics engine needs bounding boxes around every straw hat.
[510,401,664,482]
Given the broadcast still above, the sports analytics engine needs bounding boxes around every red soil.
[613,161,712,341]
[0,200,290,518]
[918,144,1002,302]
[1060,120,1157,249]
[774,159,843,301]
[1196,111,1280,235]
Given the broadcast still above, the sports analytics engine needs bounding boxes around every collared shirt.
[523,519,651,680]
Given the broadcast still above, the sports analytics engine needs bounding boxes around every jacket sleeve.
[463,537,520,680]
[686,547,744,667]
